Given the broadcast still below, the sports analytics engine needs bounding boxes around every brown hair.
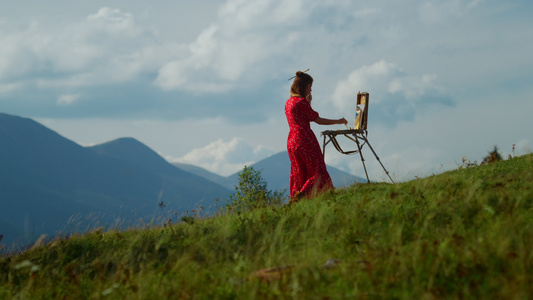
[290,71,313,97]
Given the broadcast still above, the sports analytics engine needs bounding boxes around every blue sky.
[1,0,532,180]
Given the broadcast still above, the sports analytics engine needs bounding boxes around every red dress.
[285,97,333,200]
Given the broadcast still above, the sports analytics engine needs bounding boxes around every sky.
[1,0,532,181]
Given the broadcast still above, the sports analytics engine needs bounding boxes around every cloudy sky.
[1,0,531,181]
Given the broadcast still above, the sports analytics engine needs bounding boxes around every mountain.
[0,112,231,248]
[174,151,366,194]
[89,138,231,208]
[172,162,235,190]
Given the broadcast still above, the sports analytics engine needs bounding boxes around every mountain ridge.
[0,112,231,248]
[173,151,366,192]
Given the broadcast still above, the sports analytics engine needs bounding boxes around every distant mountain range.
[174,152,366,192]
[0,112,363,249]
[0,112,230,248]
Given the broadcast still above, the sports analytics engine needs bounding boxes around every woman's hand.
[339,118,348,125]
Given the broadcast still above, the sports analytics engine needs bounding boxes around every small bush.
[482,145,503,164]
[224,166,285,213]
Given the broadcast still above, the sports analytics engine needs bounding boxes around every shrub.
[224,166,285,213]
[482,145,503,164]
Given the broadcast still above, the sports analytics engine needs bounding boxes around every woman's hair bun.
[288,69,311,82]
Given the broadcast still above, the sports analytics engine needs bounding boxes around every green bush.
[224,166,285,213]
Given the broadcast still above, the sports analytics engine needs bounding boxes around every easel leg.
[322,132,395,184]
[360,137,395,184]
[322,135,327,159]
[354,136,371,184]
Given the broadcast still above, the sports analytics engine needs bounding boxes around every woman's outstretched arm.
[314,117,347,125]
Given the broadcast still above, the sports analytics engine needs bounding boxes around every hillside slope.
[1,153,531,298]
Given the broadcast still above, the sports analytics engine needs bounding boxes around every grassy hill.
[1,154,531,299]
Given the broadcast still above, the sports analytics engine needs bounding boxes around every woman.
[285,71,347,201]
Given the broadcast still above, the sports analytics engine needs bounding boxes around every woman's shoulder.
[287,96,305,103]
[286,96,306,108]
[286,96,299,103]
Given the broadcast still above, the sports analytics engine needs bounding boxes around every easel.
[321,92,394,184]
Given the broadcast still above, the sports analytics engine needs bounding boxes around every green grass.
[1,154,532,299]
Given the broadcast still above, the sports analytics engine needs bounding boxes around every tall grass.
[1,154,531,299]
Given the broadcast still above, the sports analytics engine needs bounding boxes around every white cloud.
[352,7,378,18]
[0,7,171,90]
[57,94,81,106]
[87,7,135,32]
[333,60,397,108]
[331,60,451,126]
[333,60,437,107]
[170,137,275,176]
[154,24,234,93]
[0,32,36,80]
[154,0,311,93]
[418,0,484,23]
[0,82,23,95]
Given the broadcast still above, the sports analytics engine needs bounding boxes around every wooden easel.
[321,92,394,184]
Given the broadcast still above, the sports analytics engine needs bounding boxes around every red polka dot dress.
[285,96,333,200]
